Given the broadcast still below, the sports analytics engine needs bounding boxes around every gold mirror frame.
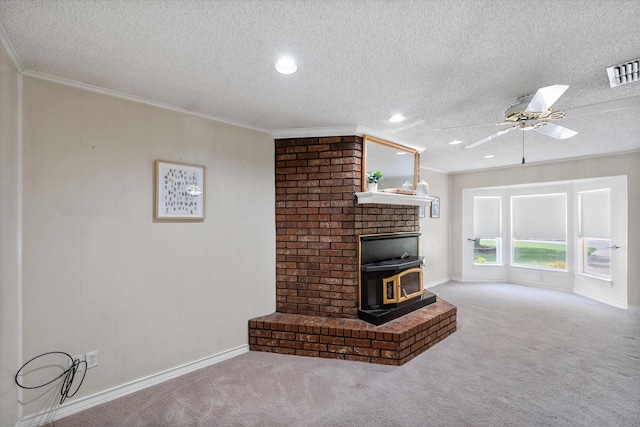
[362,135,419,191]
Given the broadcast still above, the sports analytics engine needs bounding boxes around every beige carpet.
[49,282,640,426]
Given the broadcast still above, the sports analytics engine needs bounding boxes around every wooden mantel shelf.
[355,191,436,206]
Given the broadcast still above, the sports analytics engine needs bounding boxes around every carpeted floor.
[49,282,640,426]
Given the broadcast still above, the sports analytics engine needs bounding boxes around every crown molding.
[20,70,270,134]
[271,125,426,153]
[449,148,640,175]
[419,165,450,174]
[270,125,360,140]
[0,24,25,72]
[355,126,426,153]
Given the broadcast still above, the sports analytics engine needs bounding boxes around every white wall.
[450,153,640,307]
[0,42,21,427]
[15,76,275,420]
[419,168,450,287]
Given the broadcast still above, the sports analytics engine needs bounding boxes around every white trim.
[270,125,360,139]
[419,164,450,174]
[16,73,24,423]
[450,149,640,175]
[573,289,628,310]
[270,125,426,153]
[20,70,270,134]
[450,278,627,309]
[356,126,426,152]
[355,191,435,206]
[424,277,451,289]
[17,345,249,427]
[506,279,571,294]
[575,272,612,287]
[0,24,24,72]
[447,277,571,294]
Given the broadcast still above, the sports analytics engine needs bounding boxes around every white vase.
[367,182,378,192]
[417,180,429,196]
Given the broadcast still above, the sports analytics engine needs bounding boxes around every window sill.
[575,272,612,287]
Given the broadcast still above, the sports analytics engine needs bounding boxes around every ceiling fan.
[436,85,640,149]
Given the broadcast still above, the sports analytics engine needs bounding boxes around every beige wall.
[0,43,20,427]
[419,168,450,286]
[17,77,275,417]
[450,152,640,307]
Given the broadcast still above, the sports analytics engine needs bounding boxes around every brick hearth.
[249,299,456,365]
[249,135,456,365]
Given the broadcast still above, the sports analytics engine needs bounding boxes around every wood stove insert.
[359,233,436,325]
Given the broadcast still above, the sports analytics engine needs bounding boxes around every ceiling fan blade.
[533,122,578,139]
[563,95,640,118]
[525,84,569,112]
[465,126,518,148]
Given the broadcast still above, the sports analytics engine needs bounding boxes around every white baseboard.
[448,276,506,284]
[445,278,630,310]
[573,289,628,310]
[18,344,249,427]
[506,279,571,294]
[424,277,451,289]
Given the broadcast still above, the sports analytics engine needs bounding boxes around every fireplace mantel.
[355,191,436,206]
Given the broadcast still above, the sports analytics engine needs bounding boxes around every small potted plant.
[365,170,383,192]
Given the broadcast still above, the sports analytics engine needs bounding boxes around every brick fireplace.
[248,135,456,365]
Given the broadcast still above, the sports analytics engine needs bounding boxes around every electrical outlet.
[70,354,84,372]
[86,350,99,369]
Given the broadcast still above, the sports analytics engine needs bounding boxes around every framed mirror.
[362,135,419,191]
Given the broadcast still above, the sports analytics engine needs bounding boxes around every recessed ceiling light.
[484,154,495,159]
[448,140,462,145]
[275,57,298,75]
[389,114,406,123]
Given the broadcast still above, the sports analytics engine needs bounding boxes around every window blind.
[511,194,566,240]
[474,197,501,238]
[579,189,610,238]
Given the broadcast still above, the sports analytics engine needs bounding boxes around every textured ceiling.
[1,0,639,172]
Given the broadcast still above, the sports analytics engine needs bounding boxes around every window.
[579,189,611,278]
[473,197,501,264]
[511,194,567,270]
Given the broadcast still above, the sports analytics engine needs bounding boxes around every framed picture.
[419,205,426,218]
[154,160,205,221]
[430,197,440,218]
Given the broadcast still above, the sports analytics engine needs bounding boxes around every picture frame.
[430,197,440,218]
[419,205,426,218]
[154,160,205,221]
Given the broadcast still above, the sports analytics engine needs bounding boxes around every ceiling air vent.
[607,58,640,87]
